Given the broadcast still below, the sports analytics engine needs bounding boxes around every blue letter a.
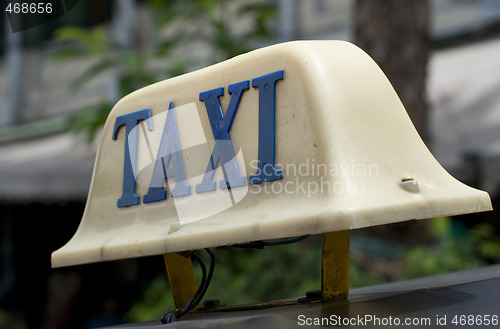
[143,102,191,203]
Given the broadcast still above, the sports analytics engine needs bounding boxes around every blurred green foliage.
[402,217,482,278]
[471,222,500,261]
[403,218,500,278]
[0,309,27,329]
[52,0,277,142]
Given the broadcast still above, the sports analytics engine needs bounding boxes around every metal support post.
[321,230,350,301]
[163,253,199,309]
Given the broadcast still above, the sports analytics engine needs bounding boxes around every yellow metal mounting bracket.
[321,230,350,301]
[163,253,199,309]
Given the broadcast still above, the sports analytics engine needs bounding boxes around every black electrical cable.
[183,252,207,313]
[160,234,309,324]
[263,235,310,246]
[231,235,311,249]
[161,248,215,324]
[187,248,215,311]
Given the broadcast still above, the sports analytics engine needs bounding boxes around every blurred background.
[1,0,500,328]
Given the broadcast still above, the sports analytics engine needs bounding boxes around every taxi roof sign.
[52,40,491,268]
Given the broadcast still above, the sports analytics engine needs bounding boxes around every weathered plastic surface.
[51,40,491,268]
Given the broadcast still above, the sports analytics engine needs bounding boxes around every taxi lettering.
[113,70,284,208]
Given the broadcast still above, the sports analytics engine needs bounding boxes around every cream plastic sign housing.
[52,41,491,268]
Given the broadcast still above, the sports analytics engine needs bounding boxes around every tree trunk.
[355,0,430,143]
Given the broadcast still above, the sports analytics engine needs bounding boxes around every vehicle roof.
[105,264,500,328]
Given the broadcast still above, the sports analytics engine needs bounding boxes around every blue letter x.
[196,80,249,193]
